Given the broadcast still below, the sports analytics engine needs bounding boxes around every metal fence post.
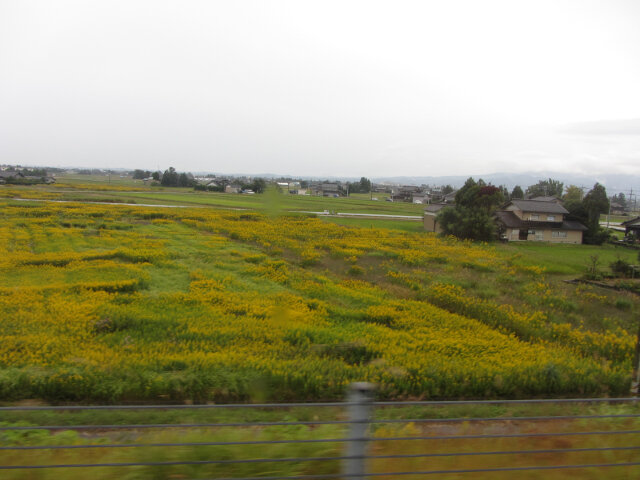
[343,382,375,479]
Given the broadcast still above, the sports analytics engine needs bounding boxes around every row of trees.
[159,167,196,187]
[347,177,372,194]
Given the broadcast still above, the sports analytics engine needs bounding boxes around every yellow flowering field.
[0,200,635,402]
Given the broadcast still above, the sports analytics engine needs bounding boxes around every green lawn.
[497,241,639,276]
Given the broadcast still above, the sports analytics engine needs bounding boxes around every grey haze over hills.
[372,172,640,196]
[19,164,639,196]
[237,171,640,196]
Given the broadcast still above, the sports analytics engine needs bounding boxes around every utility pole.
[579,185,587,201]
[628,188,638,214]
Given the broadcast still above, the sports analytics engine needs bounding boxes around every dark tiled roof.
[529,196,561,202]
[424,203,450,214]
[495,211,523,228]
[621,216,640,226]
[508,199,569,214]
[562,220,588,231]
[495,211,587,231]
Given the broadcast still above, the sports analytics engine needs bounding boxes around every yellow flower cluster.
[0,201,633,402]
[424,283,633,363]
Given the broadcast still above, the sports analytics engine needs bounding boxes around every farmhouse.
[495,199,586,243]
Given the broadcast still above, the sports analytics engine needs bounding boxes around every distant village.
[2,164,639,246]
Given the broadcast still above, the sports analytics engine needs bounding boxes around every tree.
[133,169,150,180]
[563,185,584,203]
[561,183,609,245]
[437,206,497,241]
[152,171,161,181]
[441,185,454,195]
[359,177,371,193]
[161,167,179,187]
[582,183,610,244]
[437,177,504,241]
[346,177,372,194]
[240,178,267,193]
[510,185,524,199]
[455,177,480,207]
[526,178,564,198]
[611,192,627,208]
[476,185,505,211]
[250,178,267,194]
[178,172,191,187]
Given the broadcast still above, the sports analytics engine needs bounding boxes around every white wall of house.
[505,228,582,244]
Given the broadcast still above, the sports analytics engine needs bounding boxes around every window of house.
[530,214,539,220]
[552,230,567,238]
[529,229,543,240]
[548,215,556,221]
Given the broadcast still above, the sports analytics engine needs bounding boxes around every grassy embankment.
[1,401,639,480]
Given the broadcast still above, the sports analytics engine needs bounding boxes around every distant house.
[423,204,449,233]
[412,193,430,204]
[610,202,625,215]
[442,191,457,204]
[0,171,23,182]
[392,185,423,202]
[621,217,640,239]
[309,182,344,197]
[495,199,586,243]
[322,183,342,196]
[372,184,391,194]
[0,171,54,185]
[288,181,302,194]
[225,184,241,194]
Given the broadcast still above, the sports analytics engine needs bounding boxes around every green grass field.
[4,180,426,215]
[498,241,639,276]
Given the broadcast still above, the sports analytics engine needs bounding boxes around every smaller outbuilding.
[423,204,449,233]
[621,217,640,240]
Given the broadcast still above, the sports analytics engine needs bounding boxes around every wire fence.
[1,383,639,479]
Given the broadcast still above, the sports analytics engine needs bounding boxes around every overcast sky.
[1,0,639,177]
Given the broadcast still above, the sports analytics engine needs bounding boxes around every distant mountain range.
[13,164,640,196]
